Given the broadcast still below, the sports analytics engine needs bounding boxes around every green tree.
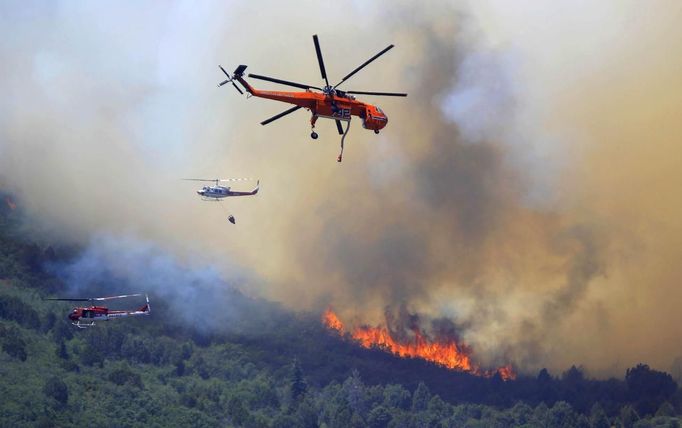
[41,311,57,333]
[43,376,69,405]
[290,358,308,403]
[620,405,639,428]
[329,402,353,428]
[510,402,533,426]
[175,360,185,376]
[367,405,391,428]
[56,340,69,360]
[272,414,298,428]
[108,366,143,388]
[533,401,549,427]
[343,370,367,415]
[655,401,676,418]
[227,396,250,426]
[51,319,73,341]
[383,384,411,410]
[562,365,585,385]
[193,354,210,379]
[295,396,319,428]
[548,401,579,428]
[626,364,678,416]
[2,328,27,361]
[79,347,104,367]
[349,412,365,428]
[411,382,431,412]
[0,294,40,328]
[590,403,610,428]
[428,395,451,421]
[538,368,552,383]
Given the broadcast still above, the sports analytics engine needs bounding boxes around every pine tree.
[290,358,307,403]
[56,340,69,360]
[589,403,610,428]
[655,401,676,418]
[412,382,431,412]
[620,405,639,428]
[343,369,366,415]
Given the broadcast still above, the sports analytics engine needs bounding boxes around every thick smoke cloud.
[52,234,283,334]
[2,1,682,376]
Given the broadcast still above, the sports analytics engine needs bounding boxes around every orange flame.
[323,308,344,333]
[322,308,515,380]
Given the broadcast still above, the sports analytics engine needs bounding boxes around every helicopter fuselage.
[196,184,259,200]
[235,76,388,131]
[68,303,150,328]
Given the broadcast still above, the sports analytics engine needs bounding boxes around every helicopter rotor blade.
[334,44,394,89]
[345,90,408,97]
[45,294,143,302]
[313,34,330,87]
[218,65,244,94]
[248,74,321,91]
[183,178,254,182]
[231,81,244,94]
[260,105,303,125]
[335,120,344,135]
[218,178,256,182]
[219,65,230,78]
[91,294,143,301]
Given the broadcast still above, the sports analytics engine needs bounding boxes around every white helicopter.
[183,178,259,224]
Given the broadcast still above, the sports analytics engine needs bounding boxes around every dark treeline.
[1,199,681,427]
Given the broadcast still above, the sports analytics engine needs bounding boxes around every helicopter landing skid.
[72,321,96,329]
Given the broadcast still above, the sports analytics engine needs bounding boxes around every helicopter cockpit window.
[376,107,384,114]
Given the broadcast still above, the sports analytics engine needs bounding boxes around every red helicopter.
[219,34,407,162]
[46,293,150,328]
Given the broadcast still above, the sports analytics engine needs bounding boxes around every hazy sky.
[1,0,681,376]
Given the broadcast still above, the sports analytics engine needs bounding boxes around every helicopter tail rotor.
[140,294,151,314]
[218,64,245,95]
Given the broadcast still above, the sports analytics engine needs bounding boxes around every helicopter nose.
[197,191,204,196]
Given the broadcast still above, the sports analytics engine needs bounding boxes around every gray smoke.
[51,233,282,334]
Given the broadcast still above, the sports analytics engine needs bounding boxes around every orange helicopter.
[218,34,407,162]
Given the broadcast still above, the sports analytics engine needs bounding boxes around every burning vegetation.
[323,308,515,380]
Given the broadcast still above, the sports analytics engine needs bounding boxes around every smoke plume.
[2,0,682,375]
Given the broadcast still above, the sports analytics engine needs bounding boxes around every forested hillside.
[1,199,681,427]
